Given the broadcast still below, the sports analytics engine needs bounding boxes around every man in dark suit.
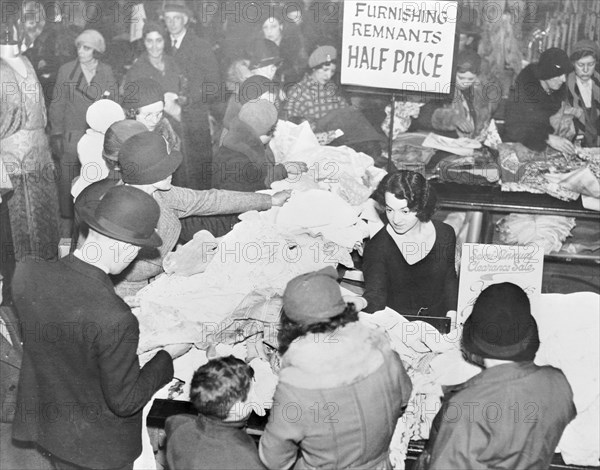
[11,186,189,470]
[163,0,221,190]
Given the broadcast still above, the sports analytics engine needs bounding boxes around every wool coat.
[428,361,576,470]
[212,118,287,192]
[566,70,600,147]
[166,414,266,470]
[504,64,566,151]
[259,321,413,470]
[11,255,174,469]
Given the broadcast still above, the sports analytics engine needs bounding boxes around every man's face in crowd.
[164,11,188,36]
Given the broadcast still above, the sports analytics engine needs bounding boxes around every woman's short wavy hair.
[371,170,437,223]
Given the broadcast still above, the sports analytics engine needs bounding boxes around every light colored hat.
[238,99,278,137]
[86,100,125,133]
[76,29,105,53]
[308,45,337,68]
[570,39,600,60]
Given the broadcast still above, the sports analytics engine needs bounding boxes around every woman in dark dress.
[362,171,458,318]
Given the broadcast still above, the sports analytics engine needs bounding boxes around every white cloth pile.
[496,213,576,254]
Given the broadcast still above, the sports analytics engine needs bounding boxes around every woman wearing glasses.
[566,39,599,148]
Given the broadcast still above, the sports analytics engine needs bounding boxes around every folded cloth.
[544,166,600,199]
[422,133,481,156]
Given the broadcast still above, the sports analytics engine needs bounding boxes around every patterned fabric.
[0,57,59,261]
[283,74,348,127]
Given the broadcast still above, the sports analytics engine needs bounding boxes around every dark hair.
[570,49,598,63]
[371,170,436,223]
[189,356,254,420]
[311,60,337,72]
[461,346,485,368]
[142,21,168,41]
[277,304,359,355]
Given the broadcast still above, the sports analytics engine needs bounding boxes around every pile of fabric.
[496,214,577,254]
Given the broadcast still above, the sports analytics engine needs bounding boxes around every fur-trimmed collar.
[278,322,391,389]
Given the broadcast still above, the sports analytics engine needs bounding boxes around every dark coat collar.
[61,253,114,291]
[222,118,266,165]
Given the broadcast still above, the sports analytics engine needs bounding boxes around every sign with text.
[457,244,545,326]
[341,0,458,93]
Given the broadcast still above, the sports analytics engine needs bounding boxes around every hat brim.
[249,57,283,70]
[78,200,163,248]
[162,5,193,17]
[122,149,183,185]
[461,314,540,361]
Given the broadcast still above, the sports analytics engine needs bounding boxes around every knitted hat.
[535,47,574,80]
[162,0,193,17]
[118,132,183,184]
[238,99,278,136]
[239,75,279,105]
[570,39,600,60]
[121,78,164,109]
[102,120,147,163]
[308,45,337,68]
[283,267,346,325]
[142,20,167,39]
[462,283,540,361]
[78,185,162,247]
[247,38,282,70]
[86,99,125,133]
[455,49,482,74]
[76,29,105,53]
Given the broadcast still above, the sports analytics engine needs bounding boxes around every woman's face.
[262,18,283,44]
[455,71,477,90]
[77,43,94,63]
[573,54,596,82]
[544,74,566,91]
[144,31,165,59]
[385,193,419,235]
[312,63,336,85]
[136,101,164,132]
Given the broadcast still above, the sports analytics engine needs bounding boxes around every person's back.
[166,356,266,469]
[429,362,575,470]
[427,282,576,470]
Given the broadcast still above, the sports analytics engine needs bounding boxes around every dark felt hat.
[283,267,346,326]
[247,38,282,70]
[462,282,540,361]
[535,47,574,80]
[456,49,482,74]
[121,78,164,109]
[78,185,162,247]
[118,132,183,185]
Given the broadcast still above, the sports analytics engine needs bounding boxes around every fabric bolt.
[166,414,266,470]
[49,59,117,217]
[259,321,413,470]
[283,74,349,127]
[11,255,174,469]
[0,56,60,261]
[505,63,566,151]
[362,220,458,318]
[427,362,576,470]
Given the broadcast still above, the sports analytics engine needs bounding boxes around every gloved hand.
[50,134,64,158]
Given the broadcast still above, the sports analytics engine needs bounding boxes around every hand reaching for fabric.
[283,161,308,175]
[547,134,576,155]
[271,190,292,206]
[455,118,474,134]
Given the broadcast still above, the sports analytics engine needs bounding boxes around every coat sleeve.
[362,234,389,313]
[259,383,304,470]
[164,186,272,218]
[441,225,458,312]
[96,305,173,417]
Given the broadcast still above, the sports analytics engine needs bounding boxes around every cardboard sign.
[457,243,545,325]
[341,0,458,93]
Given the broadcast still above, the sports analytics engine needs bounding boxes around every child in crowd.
[425,282,576,470]
[165,356,265,470]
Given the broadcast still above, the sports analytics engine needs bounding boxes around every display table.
[432,182,600,265]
